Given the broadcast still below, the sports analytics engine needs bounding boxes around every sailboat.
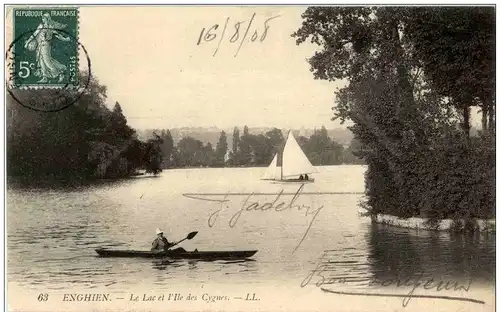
[262,131,317,182]
[261,154,281,180]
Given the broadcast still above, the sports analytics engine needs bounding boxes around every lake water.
[7,165,495,311]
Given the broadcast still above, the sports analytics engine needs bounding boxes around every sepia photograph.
[4,4,496,312]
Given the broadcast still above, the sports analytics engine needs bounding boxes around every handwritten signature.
[184,184,323,252]
[302,251,483,307]
[196,13,282,57]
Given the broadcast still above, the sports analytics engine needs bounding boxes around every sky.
[76,6,345,130]
[5,5,481,130]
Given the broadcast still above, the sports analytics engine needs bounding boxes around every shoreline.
[372,214,495,233]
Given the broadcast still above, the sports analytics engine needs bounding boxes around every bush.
[364,132,495,222]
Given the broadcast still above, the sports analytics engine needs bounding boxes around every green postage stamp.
[11,8,79,88]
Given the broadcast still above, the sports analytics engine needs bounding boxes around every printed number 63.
[18,61,35,78]
[37,293,49,301]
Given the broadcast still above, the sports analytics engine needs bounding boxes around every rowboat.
[95,248,258,260]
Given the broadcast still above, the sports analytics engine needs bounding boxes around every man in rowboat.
[151,229,186,252]
[151,229,174,252]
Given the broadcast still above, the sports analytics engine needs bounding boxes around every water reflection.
[188,260,198,270]
[151,258,257,271]
[366,223,495,284]
[7,174,151,192]
[8,177,96,191]
[151,259,179,270]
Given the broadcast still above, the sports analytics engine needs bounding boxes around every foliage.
[177,137,204,167]
[293,6,495,222]
[7,72,161,180]
[159,130,174,168]
[300,126,345,165]
[214,131,228,167]
[143,133,164,175]
[6,71,365,183]
[238,127,253,166]
[230,127,240,165]
[342,139,366,165]
[228,126,348,166]
[402,7,495,133]
[154,126,362,168]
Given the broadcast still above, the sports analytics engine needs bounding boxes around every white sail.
[262,153,280,180]
[281,132,316,178]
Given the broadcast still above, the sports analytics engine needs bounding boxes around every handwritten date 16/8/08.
[196,13,282,57]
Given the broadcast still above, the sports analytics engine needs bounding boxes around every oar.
[168,231,198,249]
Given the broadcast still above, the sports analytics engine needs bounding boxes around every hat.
[156,228,163,235]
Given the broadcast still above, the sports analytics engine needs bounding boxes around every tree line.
[6,73,363,182]
[155,125,364,169]
[6,72,165,181]
[293,6,495,225]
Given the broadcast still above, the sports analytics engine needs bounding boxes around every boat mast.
[280,152,283,180]
[281,130,290,181]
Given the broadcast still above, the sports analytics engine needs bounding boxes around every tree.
[122,138,145,172]
[106,102,136,151]
[143,133,164,175]
[214,131,228,167]
[265,128,284,161]
[202,142,214,167]
[170,146,181,168]
[178,137,202,167]
[402,7,495,135]
[304,126,344,165]
[159,129,174,168]
[232,127,240,155]
[6,71,144,180]
[250,134,273,165]
[293,6,495,222]
[343,139,366,165]
[296,136,309,151]
[230,127,241,166]
[239,126,252,165]
[293,7,439,166]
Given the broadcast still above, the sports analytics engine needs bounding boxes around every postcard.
[5,4,495,312]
